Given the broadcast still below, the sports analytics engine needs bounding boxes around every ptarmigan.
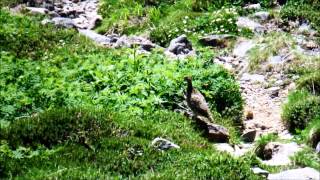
[184,76,213,122]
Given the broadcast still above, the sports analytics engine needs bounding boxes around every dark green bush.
[282,90,320,132]
[0,107,260,179]
[0,10,77,59]
[1,108,114,148]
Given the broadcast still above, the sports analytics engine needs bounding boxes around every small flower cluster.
[150,7,241,46]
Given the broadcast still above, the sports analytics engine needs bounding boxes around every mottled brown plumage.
[184,77,213,122]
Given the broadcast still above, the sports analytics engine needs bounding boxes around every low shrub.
[0,108,260,179]
[1,108,114,148]
[291,147,320,171]
[0,10,78,59]
[282,90,320,132]
[297,71,320,95]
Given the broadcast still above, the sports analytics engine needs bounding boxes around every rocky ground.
[8,0,320,179]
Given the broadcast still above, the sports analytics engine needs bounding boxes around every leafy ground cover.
[0,8,252,179]
[1,0,320,178]
[0,108,261,179]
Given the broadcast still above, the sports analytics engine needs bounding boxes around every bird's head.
[184,76,192,83]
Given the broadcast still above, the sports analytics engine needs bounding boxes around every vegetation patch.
[0,108,260,179]
[282,90,320,133]
[281,0,320,33]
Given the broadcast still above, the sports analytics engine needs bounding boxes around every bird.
[184,76,213,122]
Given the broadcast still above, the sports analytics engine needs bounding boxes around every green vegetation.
[297,71,320,95]
[281,0,320,33]
[97,0,252,46]
[0,10,243,124]
[1,0,320,178]
[291,147,320,171]
[248,32,295,71]
[0,8,251,179]
[0,0,22,8]
[0,108,260,179]
[282,90,320,132]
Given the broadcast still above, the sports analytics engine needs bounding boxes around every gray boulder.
[244,4,261,10]
[51,17,75,28]
[241,73,265,83]
[254,11,270,21]
[25,7,48,15]
[237,17,265,33]
[261,142,302,166]
[241,130,256,142]
[233,40,255,57]
[195,116,229,143]
[251,167,269,177]
[165,34,195,59]
[268,167,320,180]
[151,137,180,151]
[167,34,193,54]
[78,30,114,45]
[114,35,157,52]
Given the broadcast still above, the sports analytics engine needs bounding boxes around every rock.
[268,167,320,180]
[207,122,230,142]
[241,73,265,83]
[151,137,180,150]
[233,40,255,57]
[234,143,254,157]
[87,14,102,30]
[251,167,269,177]
[298,23,317,36]
[236,17,265,33]
[215,143,235,154]
[195,116,229,142]
[261,142,302,166]
[51,17,75,28]
[215,143,253,157]
[167,34,193,54]
[316,142,320,154]
[114,35,157,52]
[278,130,293,140]
[244,4,261,10]
[254,12,270,21]
[268,55,283,65]
[165,34,195,59]
[241,130,256,142]
[79,29,114,45]
[48,11,60,17]
[199,34,235,48]
[268,87,280,98]
[41,18,53,25]
[25,7,48,15]
[303,41,319,50]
